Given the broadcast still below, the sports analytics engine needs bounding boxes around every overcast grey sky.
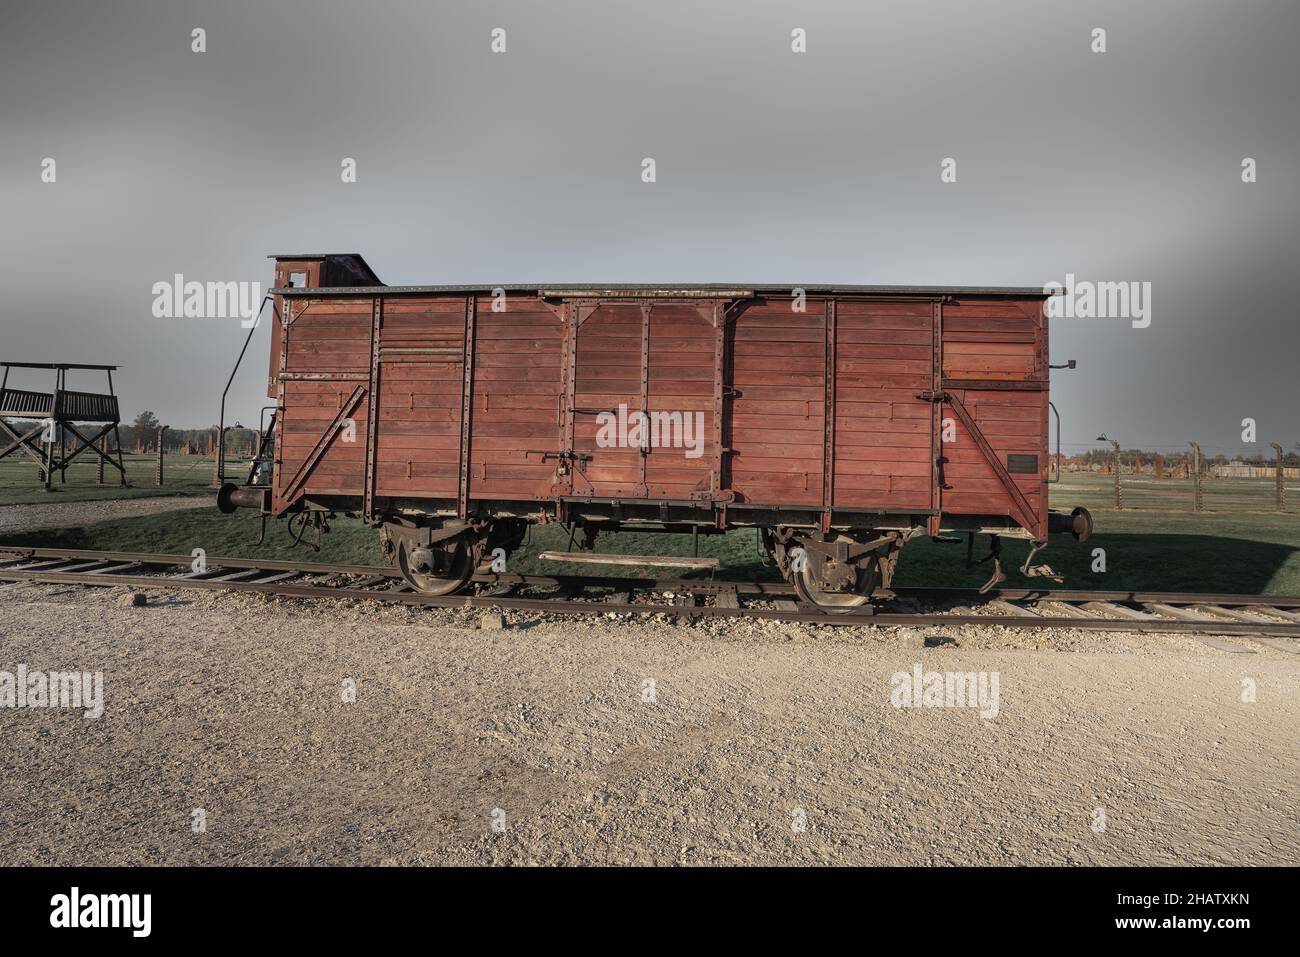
[1,0,1296,456]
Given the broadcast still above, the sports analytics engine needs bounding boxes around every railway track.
[1,545,1298,652]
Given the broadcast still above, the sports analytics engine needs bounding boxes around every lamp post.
[1097,434,1121,510]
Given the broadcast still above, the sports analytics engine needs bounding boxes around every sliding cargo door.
[566,301,720,501]
[469,297,566,502]
[830,301,935,511]
[373,295,570,511]
[728,299,826,506]
[645,304,718,499]
[567,303,643,497]
[371,298,466,503]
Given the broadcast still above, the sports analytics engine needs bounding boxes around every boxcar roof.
[271,281,1055,298]
[268,254,1054,298]
[1,362,118,370]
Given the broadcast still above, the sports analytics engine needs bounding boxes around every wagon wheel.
[793,546,881,612]
[396,537,474,596]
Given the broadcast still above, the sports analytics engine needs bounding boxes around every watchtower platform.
[0,363,127,489]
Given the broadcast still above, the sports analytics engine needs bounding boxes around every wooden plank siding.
[728,300,826,505]
[271,297,373,510]
[269,287,1050,540]
[570,303,644,498]
[937,299,1049,539]
[374,297,466,499]
[644,304,718,500]
[831,300,935,510]
[469,298,564,500]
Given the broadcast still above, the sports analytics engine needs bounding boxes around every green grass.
[0,452,230,506]
[0,507,383,566]
[1039,473,1300,594]
[893,513,1300,595]
[2,471,1297,595]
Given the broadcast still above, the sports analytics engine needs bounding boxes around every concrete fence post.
[1110,439,1122,510]
[156,425,168,486]
[1272,442,1286,512]
[1190,441,1204,513]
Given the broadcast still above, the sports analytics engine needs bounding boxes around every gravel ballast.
[0,496,207,534]
[0,583,1295,866]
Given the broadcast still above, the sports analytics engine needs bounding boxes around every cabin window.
[288,271,308,288]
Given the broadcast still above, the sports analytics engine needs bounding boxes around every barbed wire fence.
[1053,438,1297,514]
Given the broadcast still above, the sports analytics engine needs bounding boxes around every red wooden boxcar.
[218,253,1090,609]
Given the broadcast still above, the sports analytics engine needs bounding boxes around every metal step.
[538,551,719,570]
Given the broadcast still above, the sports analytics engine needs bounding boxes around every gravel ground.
[0,583,1296,866]
[0,496,206,534]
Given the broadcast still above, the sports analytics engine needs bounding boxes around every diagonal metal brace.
[919,389,1040,535]
[280,385,367,502]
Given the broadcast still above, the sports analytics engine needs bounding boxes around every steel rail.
[8,546,1300,608]
[0,545,396,577]
[890,585,1300,609]
[1,547,1299,641]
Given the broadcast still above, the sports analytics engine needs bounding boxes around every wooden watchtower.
[0,362,127,490]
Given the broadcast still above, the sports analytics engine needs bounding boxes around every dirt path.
[0,496,207,534]
[0,584,1295,866]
